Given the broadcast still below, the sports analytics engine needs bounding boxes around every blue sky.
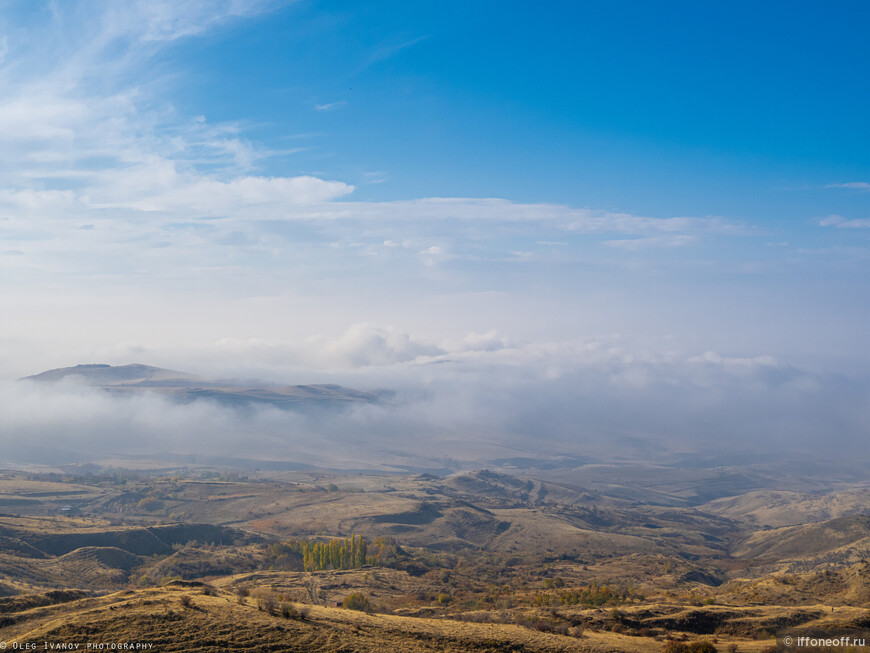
[0,2,866,349]
[0,1,868,464]
[163,1,870,214]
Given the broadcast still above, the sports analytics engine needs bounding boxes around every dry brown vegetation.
[1,467,869,651]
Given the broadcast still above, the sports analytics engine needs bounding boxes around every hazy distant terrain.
[23,363,386,410]
[9,363,869,489]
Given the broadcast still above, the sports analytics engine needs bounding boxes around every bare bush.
[256,590,279,615]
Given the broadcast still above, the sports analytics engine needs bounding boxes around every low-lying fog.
[3,325,867,474]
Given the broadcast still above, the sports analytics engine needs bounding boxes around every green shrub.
[342,592,372,612]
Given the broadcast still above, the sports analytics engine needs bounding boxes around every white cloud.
[0,95,93,142]
[311,324,443,367]
[688,350,778,369]
[454,330,509,353]
[827,182,870,191]
[354,198,737,235]
[0,189,79,212]
[364,35,428,68]
[95,1,283,46]
[109,174,355,212]
[603,235,697,250]
[203,324,445,371]
[819,214,870,228]
[417,244,458,266]
[0,1,746,296]
[0,3,733,253]
[314,101,347,111]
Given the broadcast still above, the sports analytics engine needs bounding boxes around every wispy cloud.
[826,181,870,191]
[603,234,697,250]
[819,215,870,229]
[314,100,347,112]
[100,1,285,44]
[365,35,428,67]
[361,170,389,184]
[0,1,746,291]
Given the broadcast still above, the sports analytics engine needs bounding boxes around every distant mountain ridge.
[22,363,387,411]
[24,363,202,387]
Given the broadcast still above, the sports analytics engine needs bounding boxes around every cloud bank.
[3,326,867,471]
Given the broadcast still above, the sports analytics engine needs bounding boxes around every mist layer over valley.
[5,323,868,504]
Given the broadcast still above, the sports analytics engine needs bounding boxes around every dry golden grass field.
[1,468,868,651]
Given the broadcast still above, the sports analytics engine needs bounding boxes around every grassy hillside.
[1,467,869,650]
[2,583,802,653]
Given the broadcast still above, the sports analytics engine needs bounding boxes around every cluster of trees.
[531,581,632,607]
[558,582,632,606]
[265,535,406,572]
[300,535,367,571]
